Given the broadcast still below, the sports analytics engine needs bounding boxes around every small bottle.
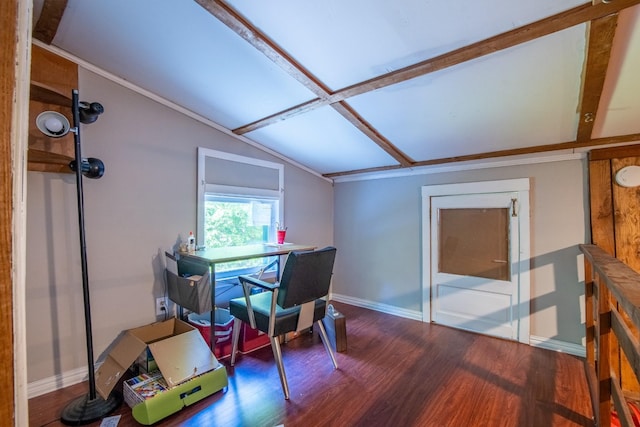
[187,231,196,253]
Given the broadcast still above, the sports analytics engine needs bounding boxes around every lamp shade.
[79,102,104,124]
[36,111,70,138]
[69,158,105,179]
[615,166,640,188]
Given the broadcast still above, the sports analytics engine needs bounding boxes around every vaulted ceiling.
[33,0,640,178]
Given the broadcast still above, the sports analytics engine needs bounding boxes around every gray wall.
[333,159,590,345]
[25,68,333,383]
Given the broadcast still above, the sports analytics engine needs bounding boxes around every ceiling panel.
[52,0,317,129]
[246,105,397,174]
[226,0,587,90]
[348,26,586,160]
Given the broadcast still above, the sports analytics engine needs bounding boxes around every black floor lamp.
[37,89,122,424]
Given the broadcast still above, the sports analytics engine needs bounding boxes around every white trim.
[32,40,330,183]
[421,178,531,344]
[204,184,279,199]
[335,152,584,183]
[13,1,33,424]
[27,366,90,399]
[331,294,583,358]
[200,148,285,172]
[330,293,423,321]
[529,335,586,358]
[197,148,284,246]
[420,178,530,197]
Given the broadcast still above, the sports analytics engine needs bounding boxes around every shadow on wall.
[430,244,584,344]
[377,245,584,344]
[528,245,584,343]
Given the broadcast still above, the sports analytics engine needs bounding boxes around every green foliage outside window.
[204,200,272,272]
[204,201,266,248]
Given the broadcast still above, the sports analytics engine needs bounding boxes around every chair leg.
[270,336,290,400]
[230,317,242,366]
[316,320,338,369]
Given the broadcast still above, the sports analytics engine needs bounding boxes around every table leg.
[210,263,216,354]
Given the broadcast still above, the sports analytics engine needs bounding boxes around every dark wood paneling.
[588,148,640,396]
[591,144,640,161]
[28,44,78,173]
[0,0,17,423]
[612,157,640,271]
[33,0,68,45]
[589,159,615,255]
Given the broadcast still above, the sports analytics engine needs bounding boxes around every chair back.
[277,246,336,308]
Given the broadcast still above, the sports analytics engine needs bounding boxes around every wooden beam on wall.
[576,14,618,142]
[33,0,68,44]
[0,2,16,423]
[3,0,31,422]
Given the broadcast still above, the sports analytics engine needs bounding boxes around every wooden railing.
[581,244,640,426]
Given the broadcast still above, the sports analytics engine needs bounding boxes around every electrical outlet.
[155,297,167,316]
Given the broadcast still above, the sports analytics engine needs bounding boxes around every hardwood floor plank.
[29,303,593,426]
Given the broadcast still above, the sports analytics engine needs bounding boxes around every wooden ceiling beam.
[331,102,414,167]
[324,132,640,178]
[33,0,68,45]
[576,14,618,142]
[194,0,331,99]
[232,98,325,134]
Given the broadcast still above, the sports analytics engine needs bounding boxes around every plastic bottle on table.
[187,231,196,253]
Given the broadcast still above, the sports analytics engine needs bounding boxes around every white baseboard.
[330,292,586,358]
[330,293,423,321]
[28,366,89,399]
[529,335,586,358]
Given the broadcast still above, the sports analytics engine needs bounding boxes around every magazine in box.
[123,371,168,408]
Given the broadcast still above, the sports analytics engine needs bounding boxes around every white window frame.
[197,147,284,247]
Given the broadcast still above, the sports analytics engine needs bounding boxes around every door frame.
[421,178,531,343]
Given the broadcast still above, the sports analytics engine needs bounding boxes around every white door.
[428,189,528,342]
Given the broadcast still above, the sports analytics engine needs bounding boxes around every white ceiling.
[33,0,640,177]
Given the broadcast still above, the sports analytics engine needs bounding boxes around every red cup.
[277,230,286,244]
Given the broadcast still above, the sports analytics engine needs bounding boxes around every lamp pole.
[60,89,121,424]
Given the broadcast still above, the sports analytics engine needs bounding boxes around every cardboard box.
[135,348,157,374]
[95,318,228,425]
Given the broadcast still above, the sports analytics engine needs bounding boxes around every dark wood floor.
[29,302,594,427]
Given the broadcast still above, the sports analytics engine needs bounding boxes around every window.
[197,148,283,275]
